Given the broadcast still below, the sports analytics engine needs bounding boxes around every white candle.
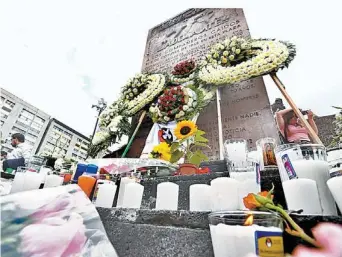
[23,172,42,191]
[291,160,337,215]
[95,183,117,208]
[44,175,64,188]
[121,183,144,209]
[189,184,211,211]
[210,178,239,211]
[39,167,52,183]
[224,141,248,170]
[230,172,260,210]
[10,172,26,193]
[116,177,136,207]
[282,179,322,214]
[210,224,282,257]
[156,182,179,210]
[327,176,342,213]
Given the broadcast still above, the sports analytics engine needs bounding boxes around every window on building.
[0,120,4,126]
[0,112,8,119]
[20,109,35,120]
[1,96,5,105]
[11,126,26,134]
[34,116,45,125]
[72,153,77,158]
[26,133,37,142]
[64,131,72,139]
[3,100,15,110]
[53,126,63,133]
[77,138,82,143]
[30,121,43,132]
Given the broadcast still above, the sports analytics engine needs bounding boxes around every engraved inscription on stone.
[127,8,279,159]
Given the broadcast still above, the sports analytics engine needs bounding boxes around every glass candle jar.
[275,144,337,215]
[209,211,284,257]
[224,139,248,171]
[256,137,277,170]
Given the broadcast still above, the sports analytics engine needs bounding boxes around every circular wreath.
[198,37,296,85]
[170,59,197,84]
[149,84,215,123]
[93,73,166,147]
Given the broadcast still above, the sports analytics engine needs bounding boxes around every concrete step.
[98,208,342,257]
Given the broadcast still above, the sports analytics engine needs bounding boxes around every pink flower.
[293,223,342,257]
[19,213,87,257]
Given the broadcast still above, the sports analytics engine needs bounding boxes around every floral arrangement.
[150,120,209,166]
[123,74,166,116]
[91,73,166,155]
[149,83,215,124]
[330,106,342,147]
[199,37,296,86]
[170,59,197,84]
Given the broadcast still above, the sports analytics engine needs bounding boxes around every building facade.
[1,88,51,155]
[36,119,90,161]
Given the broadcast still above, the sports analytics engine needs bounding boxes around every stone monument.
[126,8,279,160]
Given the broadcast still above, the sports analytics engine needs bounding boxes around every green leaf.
[194,142,210,148]
[170,142,180,153]
[195,130,208,143]
[189,150,208,166]
[170,150,184,164]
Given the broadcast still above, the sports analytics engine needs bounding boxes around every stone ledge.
[102,222,213,257]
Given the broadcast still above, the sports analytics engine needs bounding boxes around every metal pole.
[216,88,224,160]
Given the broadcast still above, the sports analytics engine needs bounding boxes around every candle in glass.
[256,138,277,170]
[209,211,284,257]
[224,139,248,171]
[95,183,117,208]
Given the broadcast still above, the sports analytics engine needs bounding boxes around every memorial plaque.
[127,8,279,159]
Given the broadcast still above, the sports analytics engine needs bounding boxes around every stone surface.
[98,207,342,256]
[127,8,279,159]
[140,172,229,210]
[199,160,227,173]
[98,208,213,257]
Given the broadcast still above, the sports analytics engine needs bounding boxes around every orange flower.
[243,193,262,210]
[243,191,274,210]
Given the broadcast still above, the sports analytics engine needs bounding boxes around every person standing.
[276,108,318,144]
[7,133,32,164]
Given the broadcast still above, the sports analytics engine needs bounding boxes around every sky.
[0,0,341,138]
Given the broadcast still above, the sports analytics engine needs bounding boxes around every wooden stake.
[270,73,323,145]
[121,110,147,158]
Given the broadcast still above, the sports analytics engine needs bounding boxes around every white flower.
[149,106,156,113]
[178,111,185,117]
[188,98,193,105]
[183,105,189,111]
[164,116,170,121]
[192,101,197,107]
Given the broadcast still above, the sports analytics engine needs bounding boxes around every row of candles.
[224,138,342,216]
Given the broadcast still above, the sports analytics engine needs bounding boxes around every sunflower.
[151,142,171,162]
[174,120,197,139]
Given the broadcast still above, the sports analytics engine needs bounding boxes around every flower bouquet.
[150,120,209,175]
[149,84,215,124]
[149,85,198,123]
[170,59,197,84]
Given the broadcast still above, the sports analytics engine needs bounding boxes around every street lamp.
[90,98,107,142]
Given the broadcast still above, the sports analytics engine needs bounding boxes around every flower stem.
[265,203,320,248]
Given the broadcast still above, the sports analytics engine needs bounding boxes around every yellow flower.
[152,142,171,161]
[174,120,197,139]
